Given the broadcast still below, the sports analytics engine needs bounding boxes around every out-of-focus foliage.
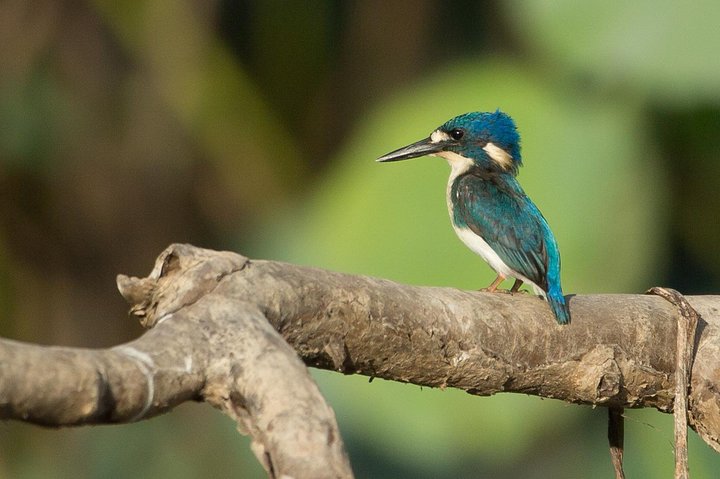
[1,1,719,478]
[507,0,720,103]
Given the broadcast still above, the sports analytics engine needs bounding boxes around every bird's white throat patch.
[483,142,513,170]
[437,151,474,181]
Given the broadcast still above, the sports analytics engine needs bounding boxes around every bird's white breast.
[452,225,515,278]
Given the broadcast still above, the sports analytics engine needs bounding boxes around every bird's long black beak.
[376,137,446,162]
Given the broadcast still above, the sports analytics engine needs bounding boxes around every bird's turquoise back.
[451,172,570,323]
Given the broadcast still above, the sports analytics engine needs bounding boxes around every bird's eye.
[450,128,464,140]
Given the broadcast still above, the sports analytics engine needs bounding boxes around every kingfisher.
[377,110,571,324]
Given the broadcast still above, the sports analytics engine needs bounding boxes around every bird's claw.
[478,287,513,294]
[510,289,530,295]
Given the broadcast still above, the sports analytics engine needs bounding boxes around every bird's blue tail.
[547,291,571,325]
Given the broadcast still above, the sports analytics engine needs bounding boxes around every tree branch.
[0,246,353,478]
[2,243,720,477]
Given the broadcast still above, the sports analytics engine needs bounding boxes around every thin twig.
[608,407,625,479]
[646,287,700,479]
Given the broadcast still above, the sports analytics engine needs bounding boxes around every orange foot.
[479,275,505,293]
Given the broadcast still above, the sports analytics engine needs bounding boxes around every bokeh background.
[2,0,720,477]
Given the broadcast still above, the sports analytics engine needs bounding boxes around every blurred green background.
[1,0,720,477]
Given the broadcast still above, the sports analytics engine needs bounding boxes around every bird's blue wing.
[452,173,555,291]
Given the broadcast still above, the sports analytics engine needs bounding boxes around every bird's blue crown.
[439,110,522,175]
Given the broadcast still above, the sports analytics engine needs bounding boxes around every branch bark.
[2,243,720,477]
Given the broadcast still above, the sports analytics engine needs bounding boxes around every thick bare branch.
[3,242,720,478]
[116,244,720,452]
[0,318,206,425]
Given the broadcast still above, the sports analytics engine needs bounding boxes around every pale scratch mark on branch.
[114,346,156,421]
[156,313,174,326]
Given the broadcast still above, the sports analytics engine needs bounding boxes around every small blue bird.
[377,110,571,324]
